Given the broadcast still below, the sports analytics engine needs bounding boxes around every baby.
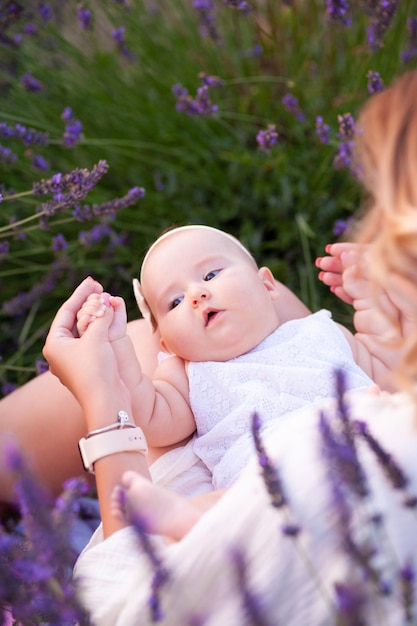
[77,225,390,536]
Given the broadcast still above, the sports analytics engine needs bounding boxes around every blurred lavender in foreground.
[0,442,92,625]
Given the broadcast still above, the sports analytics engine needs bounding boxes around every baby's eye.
[169,296,184,310]
[204,269,221,281]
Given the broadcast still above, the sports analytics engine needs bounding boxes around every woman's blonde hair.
[352,70,417,391]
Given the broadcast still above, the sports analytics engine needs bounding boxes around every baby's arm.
[76,293,196,447]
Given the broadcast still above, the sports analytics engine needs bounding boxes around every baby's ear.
[258,266,280,301]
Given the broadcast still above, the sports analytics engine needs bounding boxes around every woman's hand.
[43,277,131,416]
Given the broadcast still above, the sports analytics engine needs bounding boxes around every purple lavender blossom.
[251,412,287,508]
[399,559,415,622]
[128,512,170,622]
[61,107,83,147]
[333,217,354,236]
[73,186,144,222]
[401,17,417,63]
[0,122,49,146]
[367,70,384,94]
[0,443,91,624]
[223,0,253,15]
[316,116,330,144]
[334,582,366,624]
[193,0,221,41]
[326,0,351,25]
[78,223,112,246]
[334,113,355,170]
[2,259,65,317]
[337,113,355,139]
[0,144,18,164]
[28,152,49,171]
[35,359,49,375]
[20,72,42,92]
[230,548,269,625]
[111,26,136,59]
[256,124,278,152]
[354,420,409,490]
[38,3,52,24]
[33,159,108,198]
[282,93,305,121]
[77,4,93,30]
[173,75,223,117]
[52,233,68,252]
[0,241,9,258]
[365,0,400,50]
[23,23,37,35]
[333,140,354,170]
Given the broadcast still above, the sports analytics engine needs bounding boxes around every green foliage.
[0,0,416,392]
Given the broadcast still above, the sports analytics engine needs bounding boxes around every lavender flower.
[111,26,136,59]
[223,0,253,15]
[315,116,330,144]
[35,359,49,375]
[128,512,170,622]
[61,107,83,147]
[333,217,354,236]
[230,548,269,625]
[192,0,221,41]
[0,443,91,625]
[326,0,351,25]
[173,74,222,117]
[52,233,68,252]
[282,93,305,121]
[399,559,415,622]
[0,144,18,164]
[38,3,52,24]
[367,70,384,94]
[334,581,366,625]
[28,152,49,171]
[337,113,355,139]
[251,412,286,508]
[2,258,65,317]
[23,23,37,35]
[354,420,409,490]
[334,113,355,170]
[0,241,9,258]
[256,124,278,152]
[78,223,112,246]
[401,17,417,63]
[0,122,49,146]
[77,4,93,30]
[365,0,400,50]
[33,160,108,196]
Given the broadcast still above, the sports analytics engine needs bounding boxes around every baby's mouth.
[205,309,220,326]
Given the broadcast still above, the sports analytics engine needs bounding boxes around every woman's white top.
[74,390,417,625]
[189,310,373,488]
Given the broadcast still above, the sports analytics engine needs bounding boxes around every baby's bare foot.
[112,471,202,541]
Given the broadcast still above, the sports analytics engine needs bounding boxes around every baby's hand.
[76,292,111,337]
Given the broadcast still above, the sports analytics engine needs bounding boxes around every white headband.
[133,225,255,327]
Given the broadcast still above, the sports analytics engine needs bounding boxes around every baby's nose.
[189,285,210,306]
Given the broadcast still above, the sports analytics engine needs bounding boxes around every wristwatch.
[78,426,148,473]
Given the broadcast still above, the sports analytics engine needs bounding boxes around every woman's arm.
[0,317,161,503]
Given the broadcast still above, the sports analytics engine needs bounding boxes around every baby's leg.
[111,471,203,541]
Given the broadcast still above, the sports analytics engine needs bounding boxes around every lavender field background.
[0,0,415,391]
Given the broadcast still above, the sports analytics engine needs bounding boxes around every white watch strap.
[78,427,148,473]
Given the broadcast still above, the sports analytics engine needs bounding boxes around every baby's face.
[141,229,280,361]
